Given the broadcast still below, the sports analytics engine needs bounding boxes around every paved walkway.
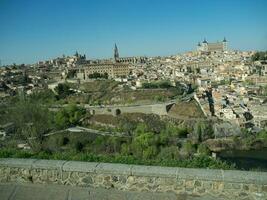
[0,183,177,200]
[0,183,223,200]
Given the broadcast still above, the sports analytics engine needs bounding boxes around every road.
[40,126,129,138]
[0,182,223,200]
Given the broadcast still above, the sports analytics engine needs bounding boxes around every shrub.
[28,89,56,104]
[177,127,189,138]
[157,146,180,160]
[142,80,172,89]
[0,149,236,170]
[256,130,267,140]
[55,83,74,99]
[134,123,149,136]
[62,137,70,145]
[159,131,169,145]
[158,81,172,88]
[154,95,164,102]
[197,143,211,156]
[54,104,86,129]
[192,121,213,142]
[182,141,196,156]
[131,131,158,159]
[143,146,158,159]
[120,143,131,156]
[74,141,84,152]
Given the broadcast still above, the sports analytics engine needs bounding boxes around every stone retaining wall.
[0,158,267,199]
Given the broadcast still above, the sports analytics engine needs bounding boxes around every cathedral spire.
[114,43,119,62]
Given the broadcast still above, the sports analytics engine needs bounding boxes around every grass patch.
[0,148,235,170]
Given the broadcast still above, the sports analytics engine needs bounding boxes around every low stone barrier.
[0,158,266,199]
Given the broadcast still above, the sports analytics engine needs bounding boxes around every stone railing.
[0,158,266,199]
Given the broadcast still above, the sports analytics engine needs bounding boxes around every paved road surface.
[0,183,223,200]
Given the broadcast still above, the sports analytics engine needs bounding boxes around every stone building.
[197,38,227,53]
[74,44,150,80]
[113,44,148,64]
[176,61,213,74]
[75,63,130,80]
[116,56,148,64]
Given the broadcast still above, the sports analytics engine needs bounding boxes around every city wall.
[0,158,267,200]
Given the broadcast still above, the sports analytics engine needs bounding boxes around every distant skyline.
[0,0,267,65]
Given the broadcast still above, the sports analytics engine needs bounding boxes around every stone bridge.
[49,94,206,119]
[49,93,206,118]
[85,94,206,119]
[85,102,175,116]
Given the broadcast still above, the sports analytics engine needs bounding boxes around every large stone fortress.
[197,38,227,53]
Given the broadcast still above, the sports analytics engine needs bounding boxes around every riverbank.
[204,128,267,152]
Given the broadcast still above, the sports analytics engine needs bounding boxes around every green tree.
[132,131,158,159]
[6,100,52,152]
[55,83,73,99]
[133,123,149,136]
[54,105,86,129]
[88,72,108,79]
[28,89,56,104]
[142,80,172,89]
[251,51,267,61]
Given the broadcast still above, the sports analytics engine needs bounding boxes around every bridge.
[50,94,206,118]
[85,101,175,116]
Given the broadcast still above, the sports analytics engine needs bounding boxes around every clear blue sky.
[0,0,267,65]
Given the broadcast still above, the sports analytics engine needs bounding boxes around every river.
[218,148,267,171]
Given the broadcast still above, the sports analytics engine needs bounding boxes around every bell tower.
[114,43,119,62]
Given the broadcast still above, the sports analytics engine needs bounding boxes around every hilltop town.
[0,39,267,170]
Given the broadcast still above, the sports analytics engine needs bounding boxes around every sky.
[0,0,267,65]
